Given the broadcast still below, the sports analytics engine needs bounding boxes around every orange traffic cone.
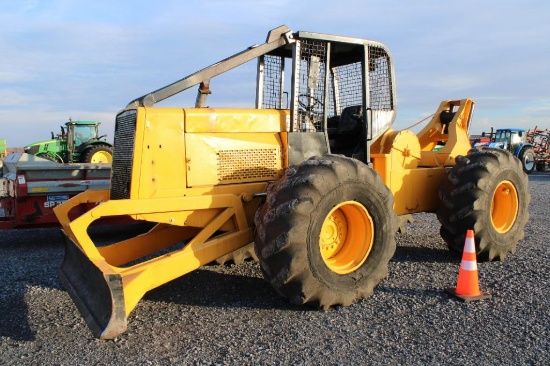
[445,230,491,301]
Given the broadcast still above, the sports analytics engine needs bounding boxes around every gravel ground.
[1,172,549,365]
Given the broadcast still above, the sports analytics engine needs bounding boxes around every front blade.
[58,238,127,339]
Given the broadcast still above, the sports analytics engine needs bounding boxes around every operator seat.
[329,105,363,155]
[338,105,363,134]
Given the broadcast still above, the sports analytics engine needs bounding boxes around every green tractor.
[0,138,6,158]
[24,120,113,164]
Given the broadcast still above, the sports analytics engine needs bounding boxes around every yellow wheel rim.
[91,151,112,164]
[319,201,374,274]
[490,180,518,233]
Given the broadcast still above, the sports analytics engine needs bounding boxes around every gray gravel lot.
[1,172,549,365]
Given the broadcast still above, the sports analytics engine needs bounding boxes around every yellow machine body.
[54,26,483,339]
[55,99,474,338]
[371,99,474,214]
[55,107,289,338]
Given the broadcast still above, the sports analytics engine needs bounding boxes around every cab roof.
[495,127,526,132]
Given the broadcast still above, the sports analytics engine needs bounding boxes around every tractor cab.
[488,128,526,152]
[65,120,101,152]
[481,127,535,173]
[489,128,527,152]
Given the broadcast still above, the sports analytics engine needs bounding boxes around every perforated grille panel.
[217,148,279,181]
[110,110,136,200]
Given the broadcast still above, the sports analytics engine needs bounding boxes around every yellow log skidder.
[54,26,530,339]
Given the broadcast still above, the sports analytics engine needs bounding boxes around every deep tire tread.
[437,148,530,261]
[254,154,397,309]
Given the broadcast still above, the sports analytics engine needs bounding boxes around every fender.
[75,140,111,153]
[513,142,533,156]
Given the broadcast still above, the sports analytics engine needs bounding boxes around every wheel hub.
[523,154,535,171]
[320,210,347,258]
[491,180,519,233]
[319,201,374,274]
[91,151,112,164]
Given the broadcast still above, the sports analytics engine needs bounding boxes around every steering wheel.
[296,94,324,132]
[298,94,324,110]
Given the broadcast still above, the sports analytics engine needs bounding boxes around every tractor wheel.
[214,243,258,265]
[83,145,113,164]
[437,148,530,261]
[254,154,397,309]
[518,147,535,174]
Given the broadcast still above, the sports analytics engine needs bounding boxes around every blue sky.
[2,0,549,147]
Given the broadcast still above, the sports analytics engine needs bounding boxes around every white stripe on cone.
[464,236,475,253]
[460,260,478,271]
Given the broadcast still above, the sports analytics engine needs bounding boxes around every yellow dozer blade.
[54,189,254,339]
[59,236,127,338]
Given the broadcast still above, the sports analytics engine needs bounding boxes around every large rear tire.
[254,155,397,309]
[438,148,530,261]
[83,145,113,164]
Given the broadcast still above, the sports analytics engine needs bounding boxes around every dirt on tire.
[254,154,397,309]
[438,148,530,261]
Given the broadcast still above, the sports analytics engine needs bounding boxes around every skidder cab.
[55,26,529,339]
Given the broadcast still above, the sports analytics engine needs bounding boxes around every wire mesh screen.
[261,55,284,109]
[368,46,393,111]
[259,40,394,138]
[327,62,363,117]
[368,45,395,140]
[294,39,327,132]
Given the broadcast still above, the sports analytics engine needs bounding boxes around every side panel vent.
[185,132,283,186]
[217,148,279,182]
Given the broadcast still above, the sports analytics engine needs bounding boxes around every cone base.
[445,288,492,302]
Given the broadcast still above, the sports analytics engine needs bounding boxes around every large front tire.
[254,155,397,309]
[438,148,530,261]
